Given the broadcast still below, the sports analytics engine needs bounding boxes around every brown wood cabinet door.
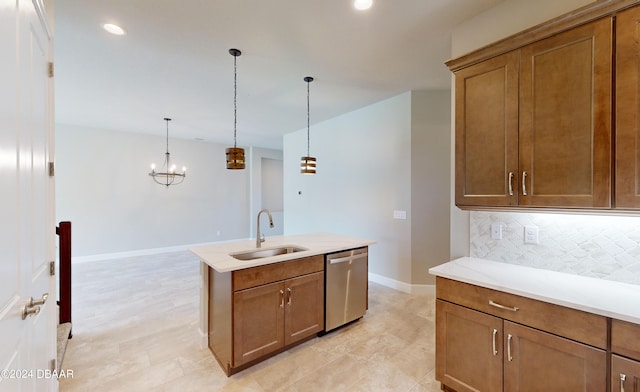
[612,355,640,392]
[284,271,324,346]
[616,5,640,209]
[503,321,606,392]
[519,18,612,208]
[436,300,503,392]
[233,281,285,366]
[454,51,520,207]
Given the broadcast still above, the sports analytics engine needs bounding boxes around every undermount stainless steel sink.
[230,245,308,261]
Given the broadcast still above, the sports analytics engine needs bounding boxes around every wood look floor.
[59,251,441,392]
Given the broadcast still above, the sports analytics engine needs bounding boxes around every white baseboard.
[198,327,208,349]
[368,272,435,295]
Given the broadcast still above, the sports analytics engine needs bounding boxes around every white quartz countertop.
[429,257,640,325]
[190,233,375,272]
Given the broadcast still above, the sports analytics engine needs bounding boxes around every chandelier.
[149,117,186,187]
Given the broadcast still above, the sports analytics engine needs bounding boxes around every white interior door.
[0,1,56,391]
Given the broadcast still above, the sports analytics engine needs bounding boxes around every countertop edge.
[429,257,640,325]
[190,233,375,273]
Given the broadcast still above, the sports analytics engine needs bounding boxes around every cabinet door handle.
[619,373,626,392]
[287,288,292,305]
[279,290,284,308]
[489,300,520,312]
[508,172,514,196]
[507,334,513,362]
[522,171,528,196]
[492,329,498,356]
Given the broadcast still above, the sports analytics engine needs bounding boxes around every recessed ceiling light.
[353,0,373,10]
[103,23,126,36]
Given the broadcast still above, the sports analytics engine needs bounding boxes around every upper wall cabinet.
[454,51,519,207]
[518,19,612,208]
[616,6,640,209]
[453,17,613,209]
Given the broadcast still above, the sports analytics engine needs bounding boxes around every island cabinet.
[436,277,608,392]
[208,255,324,375]
[454,16,612,209]
[611,320,640,392]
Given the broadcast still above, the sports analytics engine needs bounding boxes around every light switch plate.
[393,210,407,220]
[524,225,539,244]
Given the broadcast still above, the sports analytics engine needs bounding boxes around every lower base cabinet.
[503,321,605,391]
[436,300,502,391]
[436,277,608,392]
[233,271,324,367]
[612,319,640,392]
[208,255,324,375]
[612,355,640,392]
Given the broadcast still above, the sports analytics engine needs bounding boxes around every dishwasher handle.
[328,252,368,264]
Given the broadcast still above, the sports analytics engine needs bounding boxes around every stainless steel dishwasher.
[325,247,368,332]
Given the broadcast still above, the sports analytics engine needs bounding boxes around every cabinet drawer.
[233,255,324,291]
[436,277,607,349]
[612,319,640,361]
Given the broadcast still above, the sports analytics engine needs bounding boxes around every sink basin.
[230,245,308,261]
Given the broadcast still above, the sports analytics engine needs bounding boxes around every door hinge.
[48,62,54,78]
[49,358,56,372]
[49,261,55,276]
[48,162,55,177]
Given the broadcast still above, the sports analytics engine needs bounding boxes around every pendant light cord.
[233,54,238,149]
[306,79,310,157]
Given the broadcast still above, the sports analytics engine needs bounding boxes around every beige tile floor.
[59,251,442,392]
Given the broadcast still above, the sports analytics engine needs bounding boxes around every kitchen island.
[190,233,375,375]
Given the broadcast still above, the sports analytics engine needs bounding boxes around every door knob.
[21,293,48,320]
[29,293,48,307]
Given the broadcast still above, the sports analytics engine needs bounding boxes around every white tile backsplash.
[470,211,640,285]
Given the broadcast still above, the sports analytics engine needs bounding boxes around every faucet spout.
[256,209,274,248]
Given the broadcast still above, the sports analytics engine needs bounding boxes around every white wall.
[449,0,594,260]
[411,90,451,285]
[249,147,284,238]
[284,92,413,284]
[56,124,279,258]
[451,0,595,57]
[284,91,451,289]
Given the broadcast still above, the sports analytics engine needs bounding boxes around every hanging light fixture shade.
[149,117,186,187]
[301,76,316,175]
[226,48,246,170]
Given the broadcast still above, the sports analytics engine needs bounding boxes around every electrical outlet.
[491,223,503,240]
[524,225,539,244]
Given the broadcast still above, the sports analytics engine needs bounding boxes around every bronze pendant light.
[300,76,316,175]
[226,48,246,170]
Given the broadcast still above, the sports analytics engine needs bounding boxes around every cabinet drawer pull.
[489,300,520,312]
[522,171,528,196]
[507,334,513,362]
[287,287,292,305]
[279,290,284,308]
[620,373,626,392]
[492,328,498,356]
[508,172,514,196]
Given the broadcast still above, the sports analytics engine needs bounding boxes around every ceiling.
[54,0,504,150]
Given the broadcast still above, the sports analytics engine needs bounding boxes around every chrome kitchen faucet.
[256,209,274,248]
